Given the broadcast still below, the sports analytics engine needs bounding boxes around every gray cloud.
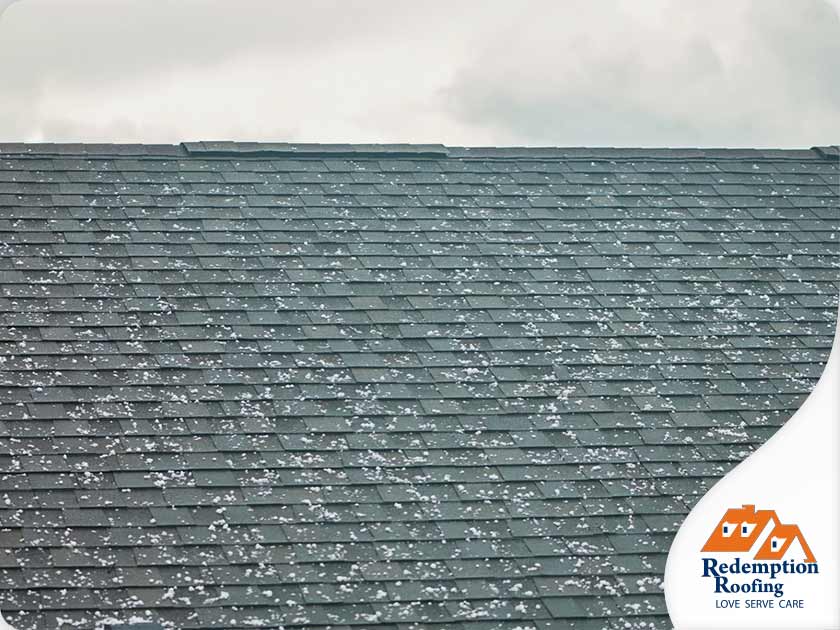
[1,1,454,85]
[443,0,840,147]
[1,0,838,146]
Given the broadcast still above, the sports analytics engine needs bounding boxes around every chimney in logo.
[702,504,815,562]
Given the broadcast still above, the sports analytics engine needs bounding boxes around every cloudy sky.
[1,0,839,147]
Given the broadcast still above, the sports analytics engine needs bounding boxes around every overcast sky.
[1,0,839,147]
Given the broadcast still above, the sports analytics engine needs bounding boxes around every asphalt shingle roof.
[0,143,837,630]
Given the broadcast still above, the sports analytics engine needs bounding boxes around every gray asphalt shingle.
[0,142,837,630]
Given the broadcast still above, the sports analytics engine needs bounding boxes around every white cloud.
[1,0,838,146]
[443,0,840,147]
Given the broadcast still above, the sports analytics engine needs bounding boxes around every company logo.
[699,504,818,606]
[702,504,815,562]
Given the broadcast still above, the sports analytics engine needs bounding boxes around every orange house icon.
[702,504,815,562]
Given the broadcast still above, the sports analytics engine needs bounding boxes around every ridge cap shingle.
[812,145,840,159]
[0,141,833,161]
[182,141,450,158]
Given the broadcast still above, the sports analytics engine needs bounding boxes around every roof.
[0,142,837,630]
[756,524,816,562]
[701,505,779,554]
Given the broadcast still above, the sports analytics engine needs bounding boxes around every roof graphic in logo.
[702,504,815,562]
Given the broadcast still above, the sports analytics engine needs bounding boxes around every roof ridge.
[181,141,450,158]
[812,145,840,159]
[0,141,833,161]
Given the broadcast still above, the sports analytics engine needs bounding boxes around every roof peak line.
[182,141,451,158]
[186,143,840,161]
[813,145,840,159]
[0,141,835,161]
